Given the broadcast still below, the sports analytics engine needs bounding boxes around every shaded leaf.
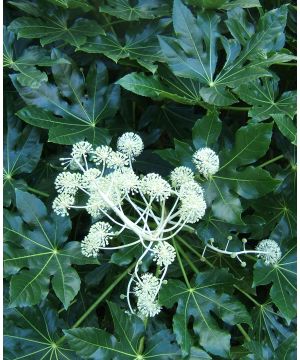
[158,1,288,105]
[13,55,119,145]
[79,19,170,73]
[65,301,181,359]
[8,12,104,47]
[4,110,43,207]
[100,0,171,21]
[4,190,98,309]
[159,269,251,357]
[253,246,296,321]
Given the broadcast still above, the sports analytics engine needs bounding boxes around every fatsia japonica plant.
[3,0,296,359]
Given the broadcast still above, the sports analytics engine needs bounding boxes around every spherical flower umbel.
[179,180,204,200]
[193,147,219,178]
[117,132,144,159]
[52,193,75,217]
[256,239,282,265]
[170,166,194,189]
[81,168,101,188]
[71,141,93,160]
[91,145,113,165]
[134,273,160,299]
[106,151,129,169]
[153,242,176,267]
[54,172,82,195]
[140,173,172,201]
[179,195,207,223]
[81,221,114,257]
[136,297,161,318]
[108,168,140,194]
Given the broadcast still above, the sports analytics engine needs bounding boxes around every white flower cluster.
[193,147,219,178]
[81,222,114,257]
[256,239,282,265]
[134,273,161,317]
[53,136,230,316]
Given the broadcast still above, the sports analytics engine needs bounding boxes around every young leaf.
[234,77,296,121]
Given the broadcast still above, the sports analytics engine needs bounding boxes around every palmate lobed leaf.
[3,26,70,89]
[78,18,171,73]
[4,110,43,207]
[99,0,171,21]
[12,54,120,145]
[253,246,296,322]
[8,8,104,47]
[4,300,80,359]
[65,302,181,359]
[118,1,293,106]
[159,268,251,357]
[4,190,98,309]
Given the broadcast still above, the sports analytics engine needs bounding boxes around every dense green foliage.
[3,0,296,359]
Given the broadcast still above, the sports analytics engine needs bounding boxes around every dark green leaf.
[4,111,43,207]
[158,1,287,105]
[79,19,170,73]
[4,301,80,359]
[4,190,98,308]
[159,269,251,357]
[65,301,181,359]
[100,0,171,21]
[234,77,296,121]
[13,56,119,145]
[253,246,296,321]
[8,13,104,47]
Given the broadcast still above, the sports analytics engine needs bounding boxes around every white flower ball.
[117,132,144,158]
[193,147,219,178]
[256,239,282,265]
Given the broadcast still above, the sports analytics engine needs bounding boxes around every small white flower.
[140,173,172,201]
[179,195,206,223]
[256,239,282,265]
[54,172,82,195]
[136,297,161,318]
[193,147,219,178]
[81,168,101,188]
[117,132,144,158]
[71,141,93,160]
[134,273,160,299]
[91,145,113,165]
[153,242,176,267]
[106,151,129,169]
[52,193,75,217]
[179,180,204,199]
[81,221,113,257]
[170,166,194,189]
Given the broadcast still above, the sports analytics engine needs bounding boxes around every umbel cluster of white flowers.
[53,132,282,318]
